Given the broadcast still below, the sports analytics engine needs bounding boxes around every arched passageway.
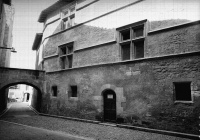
[102,89,116,122]
[0,82,42,113]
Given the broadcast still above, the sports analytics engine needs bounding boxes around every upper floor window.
[117,20,147,61]
[59,42,74,69]
[61,4,76,30]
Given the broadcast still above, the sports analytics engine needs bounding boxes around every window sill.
[46,51,200,74]
[69,97,78,101]
[51,96,58,98]
[60,67,73,70]
[174,101,193,104]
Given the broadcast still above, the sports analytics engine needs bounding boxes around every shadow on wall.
[150,19,190,31]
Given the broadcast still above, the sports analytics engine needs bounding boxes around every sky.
[10,0,57,69]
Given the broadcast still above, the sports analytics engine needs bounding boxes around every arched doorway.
[102,89,116,122]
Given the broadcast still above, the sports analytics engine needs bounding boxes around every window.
[61,4,76,30]
[117,20,147,61]
[52,86,58,97]
[121,29,130,41]
[121,43,131,60]
[70,86,77,97]
[174,82,192,102]
[59,42,74,69]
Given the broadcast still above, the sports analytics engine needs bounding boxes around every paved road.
[0,120,94,140]
[0,102,94,140]
[0,102,193,140]
[1,102,36,118]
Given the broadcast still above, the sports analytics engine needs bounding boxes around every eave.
[32,33,43,50]
[38,0,74,23]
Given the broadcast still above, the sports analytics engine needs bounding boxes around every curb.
[28,105,39,115]
[116,124,199,140]
[39,113,100,124]
[37,113,199,139]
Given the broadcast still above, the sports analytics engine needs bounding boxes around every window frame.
[173,82,193,103]
[117,20,147,61]
[51,85,58,97]
[61,3,76,30]
[68,85,78,101]
[70,85,78,97]
[58,42,74,69]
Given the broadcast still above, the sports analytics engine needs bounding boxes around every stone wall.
[43,21,200,72]
[146,23,200,57]
[38,3,200,135]
[42,53,200,134]
[0,67,45,112]
[43,24,115,58]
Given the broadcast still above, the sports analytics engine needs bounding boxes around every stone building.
[32,0,200,134]
[0,0,14,67]
[0,0,14,112]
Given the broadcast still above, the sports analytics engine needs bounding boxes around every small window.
[121,29,130,41]
[133,26,144,38]
[70,7,75,14]
[63,10,68,16]
[121,43,130,60]
[62,19,68,30]
[67,55,73,68]
[52,86,58,97]
[67,45,73,54]
[71,86,77,97]
[174,82,192,102]
[61,4,76,30]
[134,41,144,59]
[70,16,75,27]
[60,57,66,69]
[60,47,67,55]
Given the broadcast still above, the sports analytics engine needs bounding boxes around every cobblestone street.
[0,102,192,140]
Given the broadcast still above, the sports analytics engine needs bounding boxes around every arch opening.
[102,89,116,122]
[0,82,42,113]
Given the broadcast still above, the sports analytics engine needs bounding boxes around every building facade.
[32,0,200,134]
[0,0,14,67]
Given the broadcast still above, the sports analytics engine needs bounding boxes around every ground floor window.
[174,82,192,102]
[70,85,77,97]
[52,86,58,97]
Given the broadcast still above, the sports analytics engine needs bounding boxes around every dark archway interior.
[102,89,116,122]
[0,82,42,113]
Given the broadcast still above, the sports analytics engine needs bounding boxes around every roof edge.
[32,33,43,50]
[38,0,74,23]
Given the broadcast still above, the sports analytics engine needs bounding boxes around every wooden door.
[103,90,116,122]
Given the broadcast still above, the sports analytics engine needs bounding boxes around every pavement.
[0,120,94,140]
[1,102,36,118]
[0,102,94,140]
[0,102,194,140]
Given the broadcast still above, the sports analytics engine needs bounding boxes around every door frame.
[102,89,117,122]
